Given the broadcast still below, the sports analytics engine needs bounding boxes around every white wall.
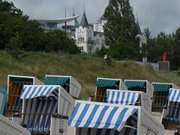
[93,19,107,33]
[75,19,106,53]
[75,26,94,53]
[75,27,105,53]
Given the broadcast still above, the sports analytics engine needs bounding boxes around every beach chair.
[105,89,152,112]
[20,85,74,135]
[6,75,43,117]
[67,100,164,135]
[162,88,180,130]
[94,77,127,102]
[152,82,179,112]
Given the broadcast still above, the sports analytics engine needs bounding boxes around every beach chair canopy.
[20,85,61,132]
[153,84,171,92]
[44,76,69,86]
[169,88,180,103]
[106,90,141,105]
[124,80,146,90]
[20,85,60,100]
[68,101,138,132]
[96,79,119,88]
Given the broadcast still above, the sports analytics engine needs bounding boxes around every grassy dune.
[0,51,180,99]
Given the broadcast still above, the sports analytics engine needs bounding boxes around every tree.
[43,31,80,54]
[146,31,176,65]
[6,32,24,59]
[0,0,22,16]
[103,0,139,59]
[0,0,80,55]
[171,28,180,69]
[143,28,156,62]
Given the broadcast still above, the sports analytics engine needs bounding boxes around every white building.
[37,15,80,31]
[37,11,106,54]
[75,12,94,53]
[75,12,106,53]
[93,17,107,33]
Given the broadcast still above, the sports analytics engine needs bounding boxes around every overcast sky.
[8,0,180,35]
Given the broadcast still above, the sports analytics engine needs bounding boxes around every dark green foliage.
[109,41,139,60]
[95,46,109,57]
[171,28,180,69]
[145,28,180,69]
[0,0,22,16]
[103,0,139,59]
[43,31,79,54]
[147,32,175,62]
[6,32,24,58]
[0,0,80,55]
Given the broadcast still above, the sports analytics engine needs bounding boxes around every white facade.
[93,19,107,33]
[38,12,106,54]
[75,26,94,53]
[75,20,106,53]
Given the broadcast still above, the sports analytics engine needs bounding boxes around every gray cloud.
[130,0,180,35]
[8,0,180,35]
[9,0,109,22]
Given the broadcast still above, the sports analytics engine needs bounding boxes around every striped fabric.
[122,112,137,135]
[20,85,59,99]
[169,88,180,102]
[22,98,58,132]
[68,101,138,132]
[106,90,140,105]
[21,85,61,132]
[164,88,180,122]
[166,102,180,122]
[69,102,138,135]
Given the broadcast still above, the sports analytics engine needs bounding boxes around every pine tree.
[103,0,139,59]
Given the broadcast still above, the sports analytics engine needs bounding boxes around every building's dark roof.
[80,11,89,27]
